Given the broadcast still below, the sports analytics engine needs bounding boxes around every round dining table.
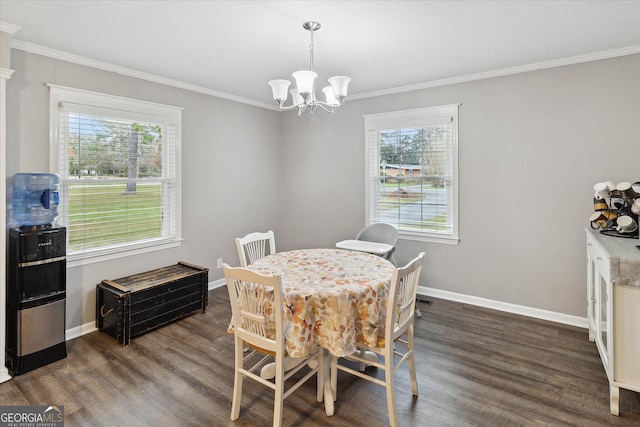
[249,248,396,358]
[248,248,396,416]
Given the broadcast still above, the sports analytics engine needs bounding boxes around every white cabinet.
[586,229,640,416]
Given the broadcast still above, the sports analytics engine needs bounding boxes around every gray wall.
[6,48,640,330]
[279,54,640,317]
[6,50,282,329]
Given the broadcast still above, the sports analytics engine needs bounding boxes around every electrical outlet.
[217,258,223,269]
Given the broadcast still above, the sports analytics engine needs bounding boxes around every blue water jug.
[12,173,60,226]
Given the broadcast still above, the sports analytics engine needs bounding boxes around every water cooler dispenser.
[6,173,67,376]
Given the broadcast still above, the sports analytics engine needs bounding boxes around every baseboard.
[66,280,224,341]
[417,285,589,329]
[64,281,587,343]
[0,367,12,383]
[208,277,226,291]
[66,321,98,341]
[212,281,589,328]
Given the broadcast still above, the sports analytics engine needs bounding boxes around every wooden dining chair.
[223,264,322,427]
[329,252,425,427]
[235,230,276,267]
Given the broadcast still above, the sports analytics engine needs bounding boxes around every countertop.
[586,228,640,287]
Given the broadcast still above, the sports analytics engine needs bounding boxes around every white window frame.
[49,84,183,266]
[364,104,459,245]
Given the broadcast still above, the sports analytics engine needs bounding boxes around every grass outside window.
[67,181,162,251]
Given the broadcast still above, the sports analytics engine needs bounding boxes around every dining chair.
[223,264,322,427]
[329,252,425,427]
[338,223,398,265]
[336,223,424,318]
[235,230,276,267]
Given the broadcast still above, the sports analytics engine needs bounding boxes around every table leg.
[260,356,308,379]
[322,348,334,416]
[362,350,379,368]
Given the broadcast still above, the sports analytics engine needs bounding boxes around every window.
[49,85,182,265]
[365,104,459,244]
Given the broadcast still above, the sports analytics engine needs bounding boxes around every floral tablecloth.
[248,248,395,358]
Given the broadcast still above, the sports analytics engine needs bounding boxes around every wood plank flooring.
[2,287,639,426]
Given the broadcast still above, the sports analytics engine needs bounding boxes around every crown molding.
[9,38,640,109]
[10,39,279,111]
[0,21,21,35]
[349,45,640,101]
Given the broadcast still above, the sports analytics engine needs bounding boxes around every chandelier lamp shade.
[268,21,351,116]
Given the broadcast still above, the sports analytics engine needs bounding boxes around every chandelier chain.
[309,28,314,71]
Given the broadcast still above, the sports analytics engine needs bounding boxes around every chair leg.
[231,337,244,421]
[273,356,285,427]
[385,350,398,427]
[407,325,419,396]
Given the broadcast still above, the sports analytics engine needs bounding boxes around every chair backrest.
[223,264,284,355]
[356,223,398,247]
[235,230,276,267]
[386,252,425,341]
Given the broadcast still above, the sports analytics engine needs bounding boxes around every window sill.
[399,232,459,245]
[67,238,183,268]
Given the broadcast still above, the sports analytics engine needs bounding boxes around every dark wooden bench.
[96,261,209,345]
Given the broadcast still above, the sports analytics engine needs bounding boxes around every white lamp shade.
[268,79,291,102]
[292,70,317,95]
[322,86,339,106]
[289,88,304,106]
[328,76,351,99]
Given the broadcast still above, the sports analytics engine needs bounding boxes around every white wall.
[6,50,283,330]
[278,54,640,318]
[5,48,640,331]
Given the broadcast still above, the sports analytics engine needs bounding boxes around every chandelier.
[268,21,351,116]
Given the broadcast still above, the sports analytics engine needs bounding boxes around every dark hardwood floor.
[2,287,639,426]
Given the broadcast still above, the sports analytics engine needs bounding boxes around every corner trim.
[0,22,21,35]
[0,68,15,80]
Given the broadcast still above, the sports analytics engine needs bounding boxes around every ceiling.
[1,1,640,110]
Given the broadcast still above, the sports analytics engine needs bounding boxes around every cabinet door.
[598,272,609,359]
[588,236,612,377]
[593,268,612,377]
